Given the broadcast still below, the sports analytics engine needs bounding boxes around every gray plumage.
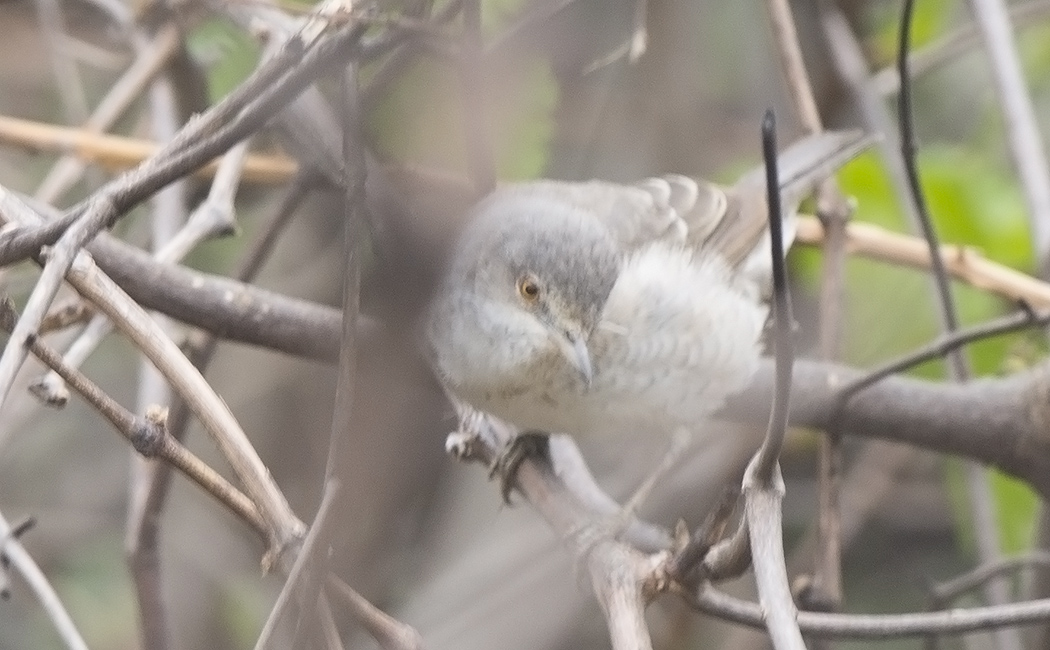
[426,130,873,439]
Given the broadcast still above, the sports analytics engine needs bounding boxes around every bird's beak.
[556,332,593,387]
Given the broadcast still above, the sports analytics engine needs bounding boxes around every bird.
[425,130,872,467]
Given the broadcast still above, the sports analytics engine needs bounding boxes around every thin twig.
[35,24,182,204]
[326,575,427,650]
[870,0,1050,96]
[818,4,924,240]
[0,115,298,184]
[688,584,1050,639]
[929,552,1050,607]
[0,299,266,533]
[255,481,341,650]
[766,0,822,132]
[0,509,89,650]
[795,216,1050,307]
[741,111,805,650]
[898,6,1016,647]
[898,0,967,372]
[750,110,793,483]
[765,0,849,613]
[838,307,1050,404]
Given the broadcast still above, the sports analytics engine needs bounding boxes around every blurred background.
[1,0,1050,648]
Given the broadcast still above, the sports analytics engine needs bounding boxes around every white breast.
[582,243,767,436]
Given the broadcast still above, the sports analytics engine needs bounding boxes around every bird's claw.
[488,431,551,505]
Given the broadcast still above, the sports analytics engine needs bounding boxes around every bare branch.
[0,299,266,533]
[35,24,182,204]
[765,0,851,614]
[326,575,427,650]
[0,115,297,184]
[795,216,1050,308]
[929,553,1050,607]
[0,185,304,556]
[255,481,341,650]
[0,511,88,650]
[743,462,805,649]
[689,583,1050,639]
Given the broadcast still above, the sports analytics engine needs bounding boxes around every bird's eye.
[517,275,541,301]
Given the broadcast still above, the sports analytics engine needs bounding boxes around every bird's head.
[440,188,621,388]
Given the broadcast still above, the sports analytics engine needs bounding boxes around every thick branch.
[726,359,1050,499]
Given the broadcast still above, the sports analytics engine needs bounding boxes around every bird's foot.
[488,430,551,505]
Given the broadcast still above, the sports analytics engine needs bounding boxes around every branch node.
[28,374,69,408]
[132,405,169,457]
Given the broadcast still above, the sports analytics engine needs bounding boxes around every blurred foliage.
[220,577,274,648]
[365,0,556,178]
[793,147,1033,371]
[1019,21,1050,92]
[479,0,529,35]
[945,461,1040,559]
[367,55,558,180]
[54,537,136,650]
[863,0,954,67]
[792,142,1041,556]
[991,470,1040,554]
[185,17,261,103]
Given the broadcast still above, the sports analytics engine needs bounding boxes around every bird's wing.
[490,130,873,268]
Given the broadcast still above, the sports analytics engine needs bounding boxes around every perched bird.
[426,131,871,450]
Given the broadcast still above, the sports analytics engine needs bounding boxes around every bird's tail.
[774,129,878,209]
[707,129,876,296]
